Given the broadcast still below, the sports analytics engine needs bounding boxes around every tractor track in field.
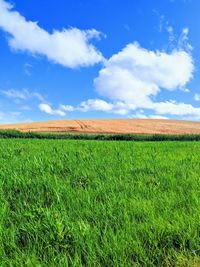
[75,120,102,133]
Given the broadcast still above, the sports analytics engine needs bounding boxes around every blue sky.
[0,0,200,123]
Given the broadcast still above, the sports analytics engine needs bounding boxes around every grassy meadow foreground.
[0,139,199,266]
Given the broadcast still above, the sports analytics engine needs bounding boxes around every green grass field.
[0,139,199,266]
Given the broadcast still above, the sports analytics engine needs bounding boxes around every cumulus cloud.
[152,101,200,116]
[92,42,200,118]
[39,99,130,116]
[60,99,129,115]
[58,98,200,119]
[95,42,193,105]
[0,0,104,68]
[39,41,200,119]
[39,104,66,116]
[78,99,130,115]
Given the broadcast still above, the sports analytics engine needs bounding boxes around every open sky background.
[0,0,200,123]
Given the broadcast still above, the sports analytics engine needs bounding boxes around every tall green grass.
[0,139,199,266]
[1,129,200,141]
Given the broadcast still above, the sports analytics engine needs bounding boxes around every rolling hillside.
[0,119,200,134]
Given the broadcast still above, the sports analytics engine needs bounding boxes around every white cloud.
[78,99,114,112]
[40,42,199,120]
[0,0,104,68]
[78,99,129,115]
[152,101,200,116]
[60,99,129,115]
[149,115,168,120]
[92,42,200,118]
[129,112,168,120]
[2,89,44,101]
[59,97,200,119]
[39,103,66,116]
[178,27,193,51]
[181,88,190,93]
[59,104,75,112]
[95,42,193,106]
[166,26,175,43]
[194,94,200,101]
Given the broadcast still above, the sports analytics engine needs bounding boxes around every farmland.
[0,139,199,266]
[1,119,200,135]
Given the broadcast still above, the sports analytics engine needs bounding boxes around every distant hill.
[1,119,200,135]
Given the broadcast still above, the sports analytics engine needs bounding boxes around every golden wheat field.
[1,119,200,134]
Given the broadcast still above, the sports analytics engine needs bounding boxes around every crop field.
[1,119,200,135]
[0,139,199,266]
